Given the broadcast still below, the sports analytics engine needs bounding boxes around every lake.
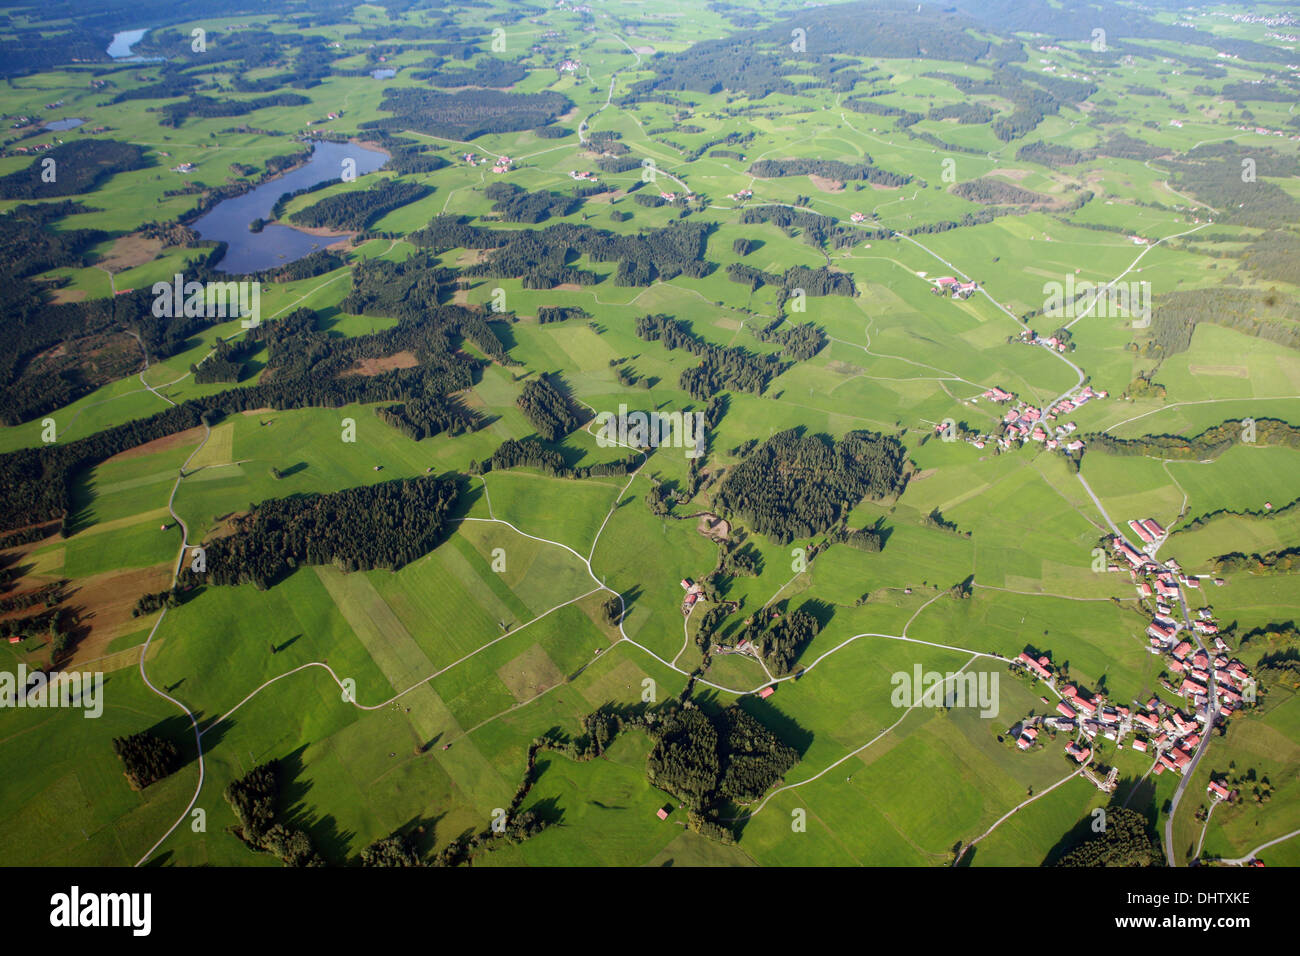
[192,139,389,274]
[44,118,85,131]
[371,68,397,79]
[107,28,165,62]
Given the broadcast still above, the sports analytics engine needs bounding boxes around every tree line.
[483,181,581,223]
[1084,418,1300,461]
[0,302,495,533]
[635,313,787,400]
[363,87,573,141]
[224,760,324,866]
[177,476,461,590]
[748,157,910,187]
[409,215,714,291]
[289,179,431,231]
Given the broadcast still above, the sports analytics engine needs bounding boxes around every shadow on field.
[272,634,301,654]
[735,697,814,757]
[278,744,357,864]
[389,810,444,862]
[142,710,226,771]
[614,585,643,620]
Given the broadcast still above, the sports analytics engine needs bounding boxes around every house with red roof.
[1129,519,1155,544]
[1134,712,1159,732]
[1017,651,1053,680]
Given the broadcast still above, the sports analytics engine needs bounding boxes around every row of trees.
[1084,418,1300,461]
[726,262,857,299]
[0,580,65,614]
[131,588,183,617]
[536,306,589,324]
[952,178,1049,205]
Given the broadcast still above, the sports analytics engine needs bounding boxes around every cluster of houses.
[679,577,704,616]
[929,275,979,298]
[1011,646,1233,783]
[171,162,196,174]
[1016,328,1073,353]
[973,385,1095,454]
[569,169,596,181]
[557,59,581,73]
[1112,524,1193,643]
[1012,650,1117,773]
[1163,637,1255,719]
[1235,123,1300,141]
[1048,383,1106,417]
[727,188,753,201]
[462,153,514,174]
[8,141,57,156]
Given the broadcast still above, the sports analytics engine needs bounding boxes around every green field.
[0,0,1296,874]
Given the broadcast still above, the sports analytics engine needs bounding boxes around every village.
[1008,512,1258,799]
[934,382,1105,457]
[1011,645,1226,795]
